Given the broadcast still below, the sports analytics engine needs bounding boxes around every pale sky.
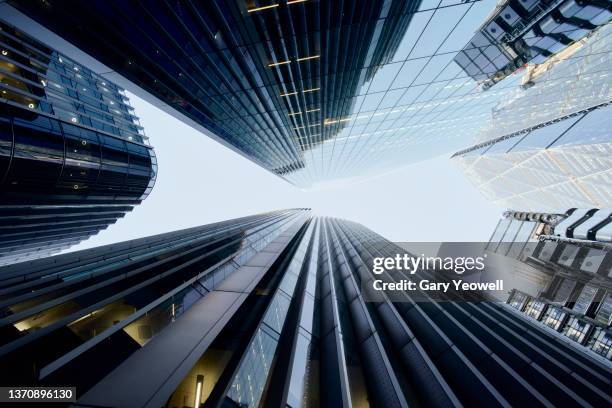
[69,90,503,253]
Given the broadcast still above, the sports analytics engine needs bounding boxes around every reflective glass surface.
[0,20,157,265]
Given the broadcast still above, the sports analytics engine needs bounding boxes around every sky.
[69,90,503,253]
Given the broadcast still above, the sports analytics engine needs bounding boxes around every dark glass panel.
[96,133,129,196]
[6,114,64,195]
[0,115,13,181]
[57,123,102,194]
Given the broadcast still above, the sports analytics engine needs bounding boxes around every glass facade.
[0,209,308,393]
[1,210,610,407]
[453,0,611,89]
[474,20,612,142]
[0,20,157,265]
[453,22,612,211]
[454,102,612,211]
[485,210,552,260]
[6,0,556,187]
[226,218,315,407]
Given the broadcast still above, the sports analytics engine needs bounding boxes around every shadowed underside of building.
[0,209,610,407]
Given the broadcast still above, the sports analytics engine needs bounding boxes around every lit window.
[324,117,350,125]
[296,55,319,62]
[268,60,291,67]
[247,4,279,13]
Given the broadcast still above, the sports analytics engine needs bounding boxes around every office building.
[473,20,612,143]
[1,209,610,407]
[4,0,533,186]
[0,20,157,266]
[453,18,612,212]
[453,0,611,89]
[453,100,612,211]
[3,1,418,184]
[486,208,612,360]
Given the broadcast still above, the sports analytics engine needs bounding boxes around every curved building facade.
[0,20,157,265]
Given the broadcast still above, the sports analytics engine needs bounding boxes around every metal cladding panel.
[553,208,592,236]
[571,209,612,240]
[0,209,309,395]
[596,222,612,242]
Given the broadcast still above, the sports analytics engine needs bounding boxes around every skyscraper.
[3,1,420,185]
[453,0,611,89]
[4,0,534,186]
[1,209,610,407]
[485,208,612,360]
[452,20,611,211]
[470,20,612,144]
[453,101,611,211]
[0,20,157,265]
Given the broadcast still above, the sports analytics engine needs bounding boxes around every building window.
[524,300,545,320]
[542,307,566,330]
[562,316,591,344]
[508,291,528,310]
[588,327,612,360]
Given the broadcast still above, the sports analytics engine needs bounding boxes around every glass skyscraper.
[453,102,612,211]
[3,0,556,187]
[0,20,157,265]
[1,209,610,407]
[453,0,611,89]
[453,21,612,211]
[471,20,612,143]
[4,0,422,185]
